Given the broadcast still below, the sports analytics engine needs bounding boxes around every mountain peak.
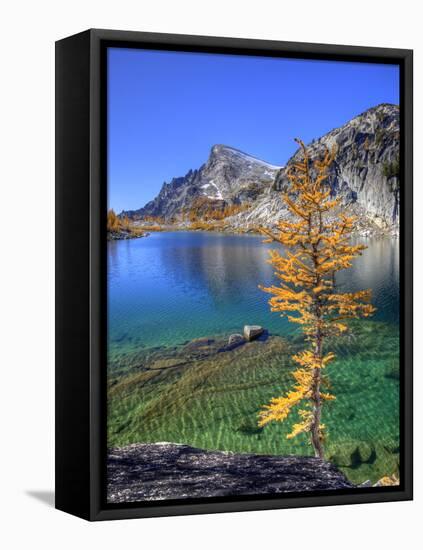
[367,102,399,113]
[124,144,281,219]
[356,102,399,120]
[211,143,232,153]
[210,144,281,170]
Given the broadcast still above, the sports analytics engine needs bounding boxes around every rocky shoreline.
[109,220,398,240]
[107,229,150,241]
[107,442,353,503]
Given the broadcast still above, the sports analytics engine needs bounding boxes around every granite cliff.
[270,103,399,229]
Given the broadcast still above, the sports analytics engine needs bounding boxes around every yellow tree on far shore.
[107,209,120,232]
[258,139,375,459]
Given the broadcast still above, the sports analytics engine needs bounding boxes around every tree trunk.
[310,324,324,458]
[311,366,324,459]
[310,211,325,459]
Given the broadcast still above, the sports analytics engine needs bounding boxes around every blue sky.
[108,48,399,213]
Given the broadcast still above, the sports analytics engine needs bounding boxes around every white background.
[1,1,420,548]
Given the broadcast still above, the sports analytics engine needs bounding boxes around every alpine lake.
[107,231,400,485]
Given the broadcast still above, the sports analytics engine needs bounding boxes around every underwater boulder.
[243,325,264,341]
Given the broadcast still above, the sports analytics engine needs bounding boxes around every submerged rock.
[226,333,245,349]
[228,333,244,345]
[107,443,353,503]
[244,325,264,341]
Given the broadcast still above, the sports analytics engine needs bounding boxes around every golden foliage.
[189,220,225,231]
[133,225,164,232]
[185,197,251,226]
[377,474,399,486]
[107,209,120,232]
[143,215,165,224]
[258,139,375,458]
[107,209,147,236]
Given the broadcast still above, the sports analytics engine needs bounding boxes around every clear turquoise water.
[108,231,399,356]
[107,231,400,483]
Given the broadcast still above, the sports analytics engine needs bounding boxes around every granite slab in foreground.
[107,442,353,503]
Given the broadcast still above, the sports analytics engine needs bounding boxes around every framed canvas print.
[55,29,413,521]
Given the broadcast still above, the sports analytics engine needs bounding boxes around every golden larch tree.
[107,209,120,232]
[258,139,375,459]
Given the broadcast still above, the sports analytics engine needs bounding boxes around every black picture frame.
[55,28,413,521]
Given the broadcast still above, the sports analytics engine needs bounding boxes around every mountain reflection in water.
[108,231,399,354]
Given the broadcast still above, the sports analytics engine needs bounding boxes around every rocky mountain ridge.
[123,104,399,233]
[123,144,281,220]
